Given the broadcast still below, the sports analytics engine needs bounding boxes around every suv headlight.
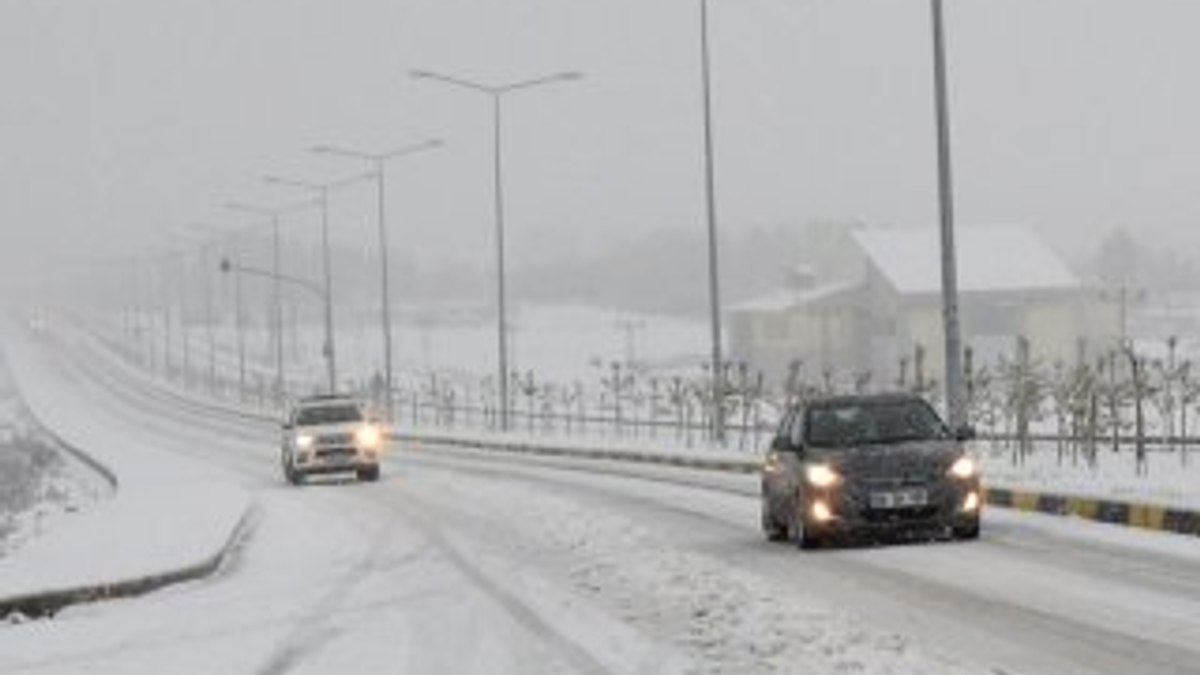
[355,425,382,449]
[295,433,315,450]
[804,463,840,488]
[948,455,978,479]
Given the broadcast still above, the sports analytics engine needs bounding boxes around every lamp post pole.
[930,0,966,428]
[264,171,372,394]
[312,140,442,422]
[698,0,727,444]
[410,68,582,432]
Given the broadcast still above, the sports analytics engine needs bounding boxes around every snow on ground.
[402,447,1200,675]
[979,440,1200,510]
[405,464,973,675]
[6,317,1200,675]
[0,357,109,558]
[0,322,252,615]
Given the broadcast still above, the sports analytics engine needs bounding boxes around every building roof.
[851,226,1078,296]
[730,280,859,314]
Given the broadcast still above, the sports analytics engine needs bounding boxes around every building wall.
[729,287,1121,390]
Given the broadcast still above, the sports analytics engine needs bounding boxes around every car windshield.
[295,404,362,426]
[805,399,949,447]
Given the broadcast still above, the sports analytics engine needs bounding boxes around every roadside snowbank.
[0,322,253,615]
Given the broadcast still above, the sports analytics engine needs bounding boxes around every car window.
[805,400,948,447]
[788,408,805,446]
[775,409,794,442]
[295,404,363,426]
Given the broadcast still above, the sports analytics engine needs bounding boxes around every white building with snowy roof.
[728,225,1119,389]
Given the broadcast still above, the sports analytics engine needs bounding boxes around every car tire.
[761,496,788,542]
[790,500,822,550]
[282,450,303,486]
[357,465,380,482]
[954,518,980,540]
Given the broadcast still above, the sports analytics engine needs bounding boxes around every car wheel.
[954,518,980,540]
[790,500,822,550]
[761,495,788,542]
[282,451,302,485]
[357,465,380,482]
[285,465,304,486]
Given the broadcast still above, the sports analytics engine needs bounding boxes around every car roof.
[295,395,362,408]
[798,392,929,410]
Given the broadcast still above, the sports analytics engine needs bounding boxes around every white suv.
[281,396,384,484]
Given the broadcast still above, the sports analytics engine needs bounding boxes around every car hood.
[811,440,960,481]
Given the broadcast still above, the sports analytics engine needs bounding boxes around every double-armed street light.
[409,68,583,432]
[262,171,374,394]
[310,139,442,421]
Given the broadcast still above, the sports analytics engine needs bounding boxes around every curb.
[397,431,1200,538]
[394,432,761,475]
[983,487,1200,537]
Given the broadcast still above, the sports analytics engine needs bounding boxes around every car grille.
[861,505,941,523]
[861,473,935,489]
[315,447,356,459]
[316,432,354,446]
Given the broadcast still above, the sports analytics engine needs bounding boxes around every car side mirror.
[954,425,976,442]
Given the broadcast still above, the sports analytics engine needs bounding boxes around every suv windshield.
[295,404,363,426]
[805,399,949,447]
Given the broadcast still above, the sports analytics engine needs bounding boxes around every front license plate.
[870,488,928,509]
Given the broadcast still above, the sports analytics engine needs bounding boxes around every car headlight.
[355,425,382,449]
[295,433,315,450]
[948,455,978,479]
[763,451,783,474]
[804,463,840,488]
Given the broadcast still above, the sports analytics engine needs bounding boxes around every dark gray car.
[761,393,981,549]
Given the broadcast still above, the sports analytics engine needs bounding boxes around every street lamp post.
[226,199,316,406]
[929,0,966,429]
[697,0,727,444]
[264,171,372,394]
[312,140,442,421]
[220,258,326,300]
[410,68,582,432]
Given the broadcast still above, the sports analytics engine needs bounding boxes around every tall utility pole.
[264,171,372,394]
[930,0,966,428]
[698,0,726,444]
[313,140,442,421]
[411,68,582,432]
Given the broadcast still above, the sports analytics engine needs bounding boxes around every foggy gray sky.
[3,0,1200,287]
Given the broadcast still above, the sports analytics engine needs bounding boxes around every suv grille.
[317,432,354,446]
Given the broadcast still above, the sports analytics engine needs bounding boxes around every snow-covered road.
[2,329,1199,675]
